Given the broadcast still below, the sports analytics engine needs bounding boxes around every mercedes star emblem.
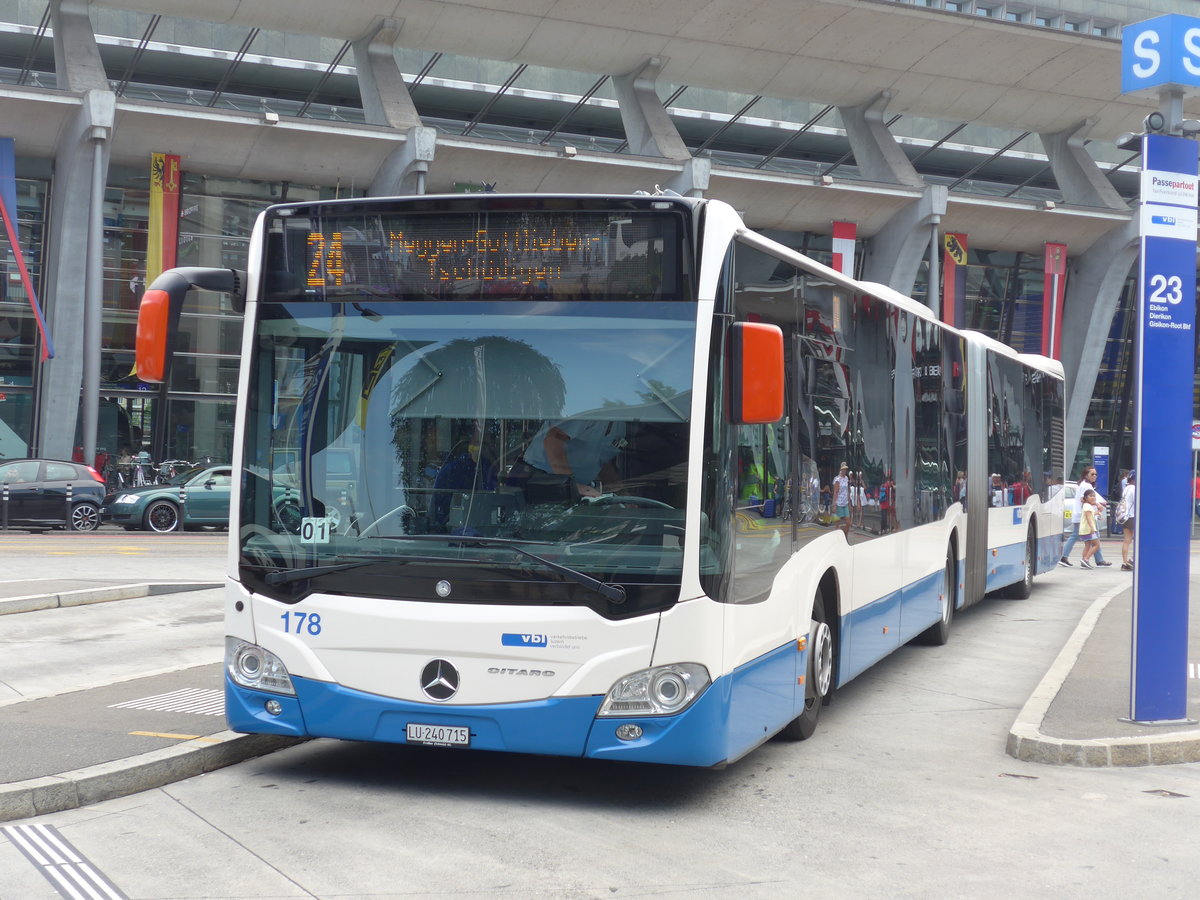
[420,658,460,701]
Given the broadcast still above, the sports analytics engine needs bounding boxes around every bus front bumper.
[225,672,733,767]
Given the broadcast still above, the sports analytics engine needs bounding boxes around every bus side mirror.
[730,322,784,424]
[135,289,173,383]
[134,267,246,384]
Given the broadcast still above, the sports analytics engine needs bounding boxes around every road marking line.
[110,687,224,716]
[128,731,220,742]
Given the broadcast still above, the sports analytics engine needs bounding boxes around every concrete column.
[860,185,948,296]
[1059,217,1139,468]
[38,1,113,458]
[612,58,690,160]
[667,157,711,198]
[193,197,224,460]
[1039,120,1128,210]
[838,91,925,188]
[351,19,436,197]
[368,126,438,196]
[353,18,422,130]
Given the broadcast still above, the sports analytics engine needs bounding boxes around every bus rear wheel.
[1003,527,1036,599]
[916,553,956,645]
[780,590,833,741]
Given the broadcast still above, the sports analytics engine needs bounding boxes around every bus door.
[963,339,989,606]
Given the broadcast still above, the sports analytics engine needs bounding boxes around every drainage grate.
[108,688,224,716]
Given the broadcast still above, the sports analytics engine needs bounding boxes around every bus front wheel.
[780,590,833,741]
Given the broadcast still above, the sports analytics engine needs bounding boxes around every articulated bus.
[136,194,1064,767]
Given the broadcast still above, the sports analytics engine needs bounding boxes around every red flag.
[831,221,856,276]
[1042,243,1067,360]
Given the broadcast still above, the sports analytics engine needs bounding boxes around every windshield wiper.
[258,553,420,585]
[396,535,626,604]
[262,560,383,585]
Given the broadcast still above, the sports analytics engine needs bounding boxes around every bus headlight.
[225,636,296,695]
[597,663,710,717]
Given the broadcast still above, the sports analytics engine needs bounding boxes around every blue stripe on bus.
[1037,529,1064,575]
[585,640,803,766]
[838,566,950,680]
[225,642,810,768]
[984,539,1028,593]
[226,676,603,756]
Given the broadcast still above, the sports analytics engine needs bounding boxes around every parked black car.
[0,458,106,531]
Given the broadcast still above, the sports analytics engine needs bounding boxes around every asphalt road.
[1,537,1197,898]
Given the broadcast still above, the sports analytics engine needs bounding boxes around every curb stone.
[0,732,304,823]
[0,582,221,616]
[1006,583,1200,767]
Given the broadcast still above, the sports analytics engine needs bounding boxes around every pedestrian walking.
[1119,470,1136,570]
[1079,489,1101,569]
[833,463,851,534]
[1060,466,1112,567]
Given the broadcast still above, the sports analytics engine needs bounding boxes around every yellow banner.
[146,152,181,286]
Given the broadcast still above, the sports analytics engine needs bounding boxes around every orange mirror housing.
[135,289,172,383]
[731,321,784,424]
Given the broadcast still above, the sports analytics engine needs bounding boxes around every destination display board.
[264,207,688,303]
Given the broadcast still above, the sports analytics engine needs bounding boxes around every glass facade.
[0,173,47,457]
[82,164,340,465]
[0,0,1187,486]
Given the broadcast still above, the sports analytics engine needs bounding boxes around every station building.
[0,0,1195,492]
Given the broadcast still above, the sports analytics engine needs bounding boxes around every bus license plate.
[406,723,470,747]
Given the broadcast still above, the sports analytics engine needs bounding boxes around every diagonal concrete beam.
[838,91,925,188]
[612,58,690,161]
[1039,120,1127,211]
[352,17,422,130]
[51,0,109,93]
[1060,216,1139,468]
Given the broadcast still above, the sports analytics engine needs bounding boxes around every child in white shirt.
[1079,489,1101,569]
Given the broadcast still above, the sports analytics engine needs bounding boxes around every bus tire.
[916,553,956,645]
[779,589,833,741]
[1003,525,1037,600]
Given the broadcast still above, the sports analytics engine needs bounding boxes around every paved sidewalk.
[0,556,299,823]
[1,538,1198,824]
[1006,571,1200,766]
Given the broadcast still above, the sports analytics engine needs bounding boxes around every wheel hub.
[810,620,833,699]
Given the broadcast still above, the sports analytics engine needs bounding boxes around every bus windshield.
[239,299,697,610]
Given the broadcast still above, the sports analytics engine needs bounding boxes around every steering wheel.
[583,494,674,510]
[272,500,303,534]
[358,504,415,537]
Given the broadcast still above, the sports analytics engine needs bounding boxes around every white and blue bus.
[136,193,1063,767]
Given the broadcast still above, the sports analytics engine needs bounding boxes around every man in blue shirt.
[523,418,628,498]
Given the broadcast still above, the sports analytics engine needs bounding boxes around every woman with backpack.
[1119,470,1136,571]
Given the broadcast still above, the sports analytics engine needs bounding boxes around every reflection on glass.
[240,300,697,597]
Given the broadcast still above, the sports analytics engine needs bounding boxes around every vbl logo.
[501,632,548,647]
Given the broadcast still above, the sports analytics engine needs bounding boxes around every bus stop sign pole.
[1122,15,1199,723]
